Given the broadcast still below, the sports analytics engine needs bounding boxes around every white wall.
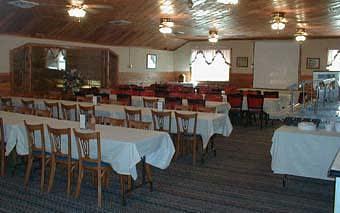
[0,34,174,73]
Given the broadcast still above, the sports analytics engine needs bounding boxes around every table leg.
[335,177,340,213]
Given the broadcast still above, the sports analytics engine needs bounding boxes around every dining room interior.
[0,0,340,212]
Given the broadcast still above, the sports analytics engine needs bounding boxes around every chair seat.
[32,150,51,156]
[55,155,77,162]
[83,161,111,168]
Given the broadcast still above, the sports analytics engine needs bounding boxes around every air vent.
[109,20,132,26]
[8,0,39,8]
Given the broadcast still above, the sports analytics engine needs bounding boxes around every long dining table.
[1,111,175,180]
[109,94,231,113]
[8,97,233,149]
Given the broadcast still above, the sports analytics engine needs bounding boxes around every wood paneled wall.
[118,71,190,85]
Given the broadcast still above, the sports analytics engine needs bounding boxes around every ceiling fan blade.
[85,8,99,14]
[85,4,113,9]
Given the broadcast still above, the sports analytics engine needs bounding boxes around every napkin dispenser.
[79,114,87,129]
[157,101,164,111]
[92,96,98,105]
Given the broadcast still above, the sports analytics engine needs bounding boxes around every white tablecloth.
[7,97,233,149]
[110,95,230,113]
[1,111,175,180]
[271,125,340,180]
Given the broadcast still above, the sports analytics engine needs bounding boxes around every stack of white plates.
[298,122,316,131]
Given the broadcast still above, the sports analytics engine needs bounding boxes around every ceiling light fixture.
[159,18,174,34]
[270,12,287,30]
[216,0,238,5]
[208,29,219,43]
[68,6,86,18]
[295,28,307,42]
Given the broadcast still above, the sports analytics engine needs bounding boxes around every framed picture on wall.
[146,54,157,69]
[306,58,320,69]
[236,56,248,68]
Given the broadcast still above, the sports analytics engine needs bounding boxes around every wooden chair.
[47,125,76,195]
[79,104,96,117]
[175,112,199,165]
[44,101,60,119]
[187,98,205,111]
[174,105,190,111]
[76,96,92,103]
[35,109,52,118]
[0,118,5,176]
[21,99,35,110]
[128,120,151,129]
[124,108,142,127]
[1,97,12,108]
[151,110,172,133]
[117,94,132,106]
[196,106,216,113]
[61,103,78,121]
[73,129,112,208]
[227,93,244,125]
[102,117,125,127]
[246,94,265,128]
[165,96,182,110]
[24,121,50,191]
[143,97,158,108]
[16,106,34,115]
[263,91,279,99]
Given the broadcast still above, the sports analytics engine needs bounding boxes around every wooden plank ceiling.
[0,0,340,50]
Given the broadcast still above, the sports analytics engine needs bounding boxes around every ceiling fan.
[38,0,113,18]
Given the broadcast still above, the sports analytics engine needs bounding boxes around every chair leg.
[120,175,127,206]
[24,156,33,188]
[66,163,72,195]
[40,157,46,192]
[97,169,102,208]
[175,135,181,160]
[145,163,153,192]
[75,168,83,198]
[1,148,4,177]
[47,158,56,193]
[192,139,197,166]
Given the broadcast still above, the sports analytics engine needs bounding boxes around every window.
[46,48,66,71]
[190,49,231,82]
[327,49,340,71]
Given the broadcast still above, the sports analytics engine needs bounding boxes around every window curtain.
[327,49,340,71]
[190,49,231,82]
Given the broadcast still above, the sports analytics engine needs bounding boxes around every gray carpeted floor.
[0,125,334,212]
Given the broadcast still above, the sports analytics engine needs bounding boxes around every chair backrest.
[76,96,92,103]
[128,120,151,130]
[247,94,264,110]
[0,118,4,176]
[187,98,205,111]
[21,99,34,109]
[44,101,59,119]
[196,106,216,113]
[143,97,158,108]
[24,121,46,155]
[1,98,12,107]
[151,110,172,132]
[2,105,15,112]
[61,103,78,121]
[47,125,72,160]
[298,92,308,104]
[17,106,34,115]
[205,94,223,102]
[102,117,125,127]
[117,94,132,106]
[124,108,142,125]
[79,105,96,117]
[35,109,52,118]
[263,91,279,98]
[73,129,102,167]
[227,94,243,109]
[165,96,182,109]
[175,112,198,136]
